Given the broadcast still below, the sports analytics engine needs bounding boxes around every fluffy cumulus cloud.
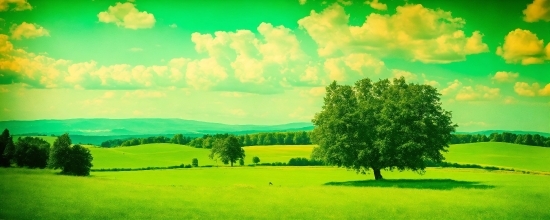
[98,2,156,29]
[10,22,50,40]
[496,29,550,65]
[392,69,417,81]
[298,4,489,63]
[365,0,387,11]
[0,0,32,11]
[523,0,550,22]
[514,82,550,96]
[440,80,462,96]
[492,71,519,83]
[456,85,500,101]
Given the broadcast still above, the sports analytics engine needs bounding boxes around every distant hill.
[455,130,550,137]
[0,118,314,138]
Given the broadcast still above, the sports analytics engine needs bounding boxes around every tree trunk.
[373,168,383,180]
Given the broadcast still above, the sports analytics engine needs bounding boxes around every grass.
[443,142,550,172]
[1,167,549,219]
[88,144,314,169]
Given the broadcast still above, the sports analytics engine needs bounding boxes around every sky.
[0,0,549,132]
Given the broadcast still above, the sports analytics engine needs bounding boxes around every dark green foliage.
[49,133,72,169]
[252,156,260,164]
[288,157,324,166]
[49,134,93,176]
[62,144,93,176]
[239,158,244,166]
[312,78,456,180]
[209,136,245,167]
[0,129,15,167]
[449,132,549,147]
[13,137,50,168]
[192,158,199,167]
[100,135,192,148]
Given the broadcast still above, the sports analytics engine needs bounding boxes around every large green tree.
[311,77,456,180]
[14,137,50,168]
[209,136,245,167]
[0,129,15,167]
[49,134,93,176]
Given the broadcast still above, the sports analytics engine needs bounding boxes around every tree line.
[0,129,93,176]
[450,132,550,147]
[188,131,312,148]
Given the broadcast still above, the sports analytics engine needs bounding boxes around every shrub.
[192,158,199,167]
[252,156,260,164]
[185,164,192,168]
[239,158,244,166]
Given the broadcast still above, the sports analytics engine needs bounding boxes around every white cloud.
[492,71,519,83]
[539,83,550,96]
[98,2,155,29]
[0,0,31,11]
[523,0,550,22]
[504,96,517,104]
[365,0,387,11]
[10,22,49,40]
[514,82,539,96]
[169,23,177,28]
[496,29,549,65]
[299,0,307,5]
[456,85,500,101]
[102,91,115,99]
[298,4,488,63]
[440,80,461,96]
[392,69,417,81]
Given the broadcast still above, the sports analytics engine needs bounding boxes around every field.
[443,142,550,171]
[88,144,314,169]
[2,140,550,219]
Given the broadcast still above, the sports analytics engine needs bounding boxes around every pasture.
[2,140,550,219]
[1,167,549,219]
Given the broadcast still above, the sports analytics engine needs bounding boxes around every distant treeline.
[99,131,312,148]
[450,132,550,147]
[100,134,192,148]
[98,131,549,148]
[188,131,311,148]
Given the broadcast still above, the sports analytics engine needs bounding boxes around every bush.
[192,158,199,167]
[185,164,193,168]
[287,157,325,166]
[252,156,260,164]
[239,158,244,166]
[13,137,50,169]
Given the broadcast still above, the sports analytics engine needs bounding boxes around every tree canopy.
[209,136,245,167]
[49,134,93,176]
[0,129,15,167]
[311,77,456,180]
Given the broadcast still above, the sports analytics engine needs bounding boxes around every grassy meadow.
[1,167,549,219]
[2,139,550,219]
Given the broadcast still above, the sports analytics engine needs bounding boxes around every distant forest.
[98,131,550,148]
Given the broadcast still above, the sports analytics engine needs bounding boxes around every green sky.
[0,0,549,132]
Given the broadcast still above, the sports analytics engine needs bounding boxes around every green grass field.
[88,144,314,169]
[443,142,550,172]
[3,138,550,219]
[1,167,549,219]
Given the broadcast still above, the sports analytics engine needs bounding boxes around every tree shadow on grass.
[324,179,495,190]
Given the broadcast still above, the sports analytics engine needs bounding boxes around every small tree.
[239,158,244,166]
[252,156,260,164]
[49,134,93,176]
[192,158,199,167]
[63,145,93,176]
[209,136,245,167]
